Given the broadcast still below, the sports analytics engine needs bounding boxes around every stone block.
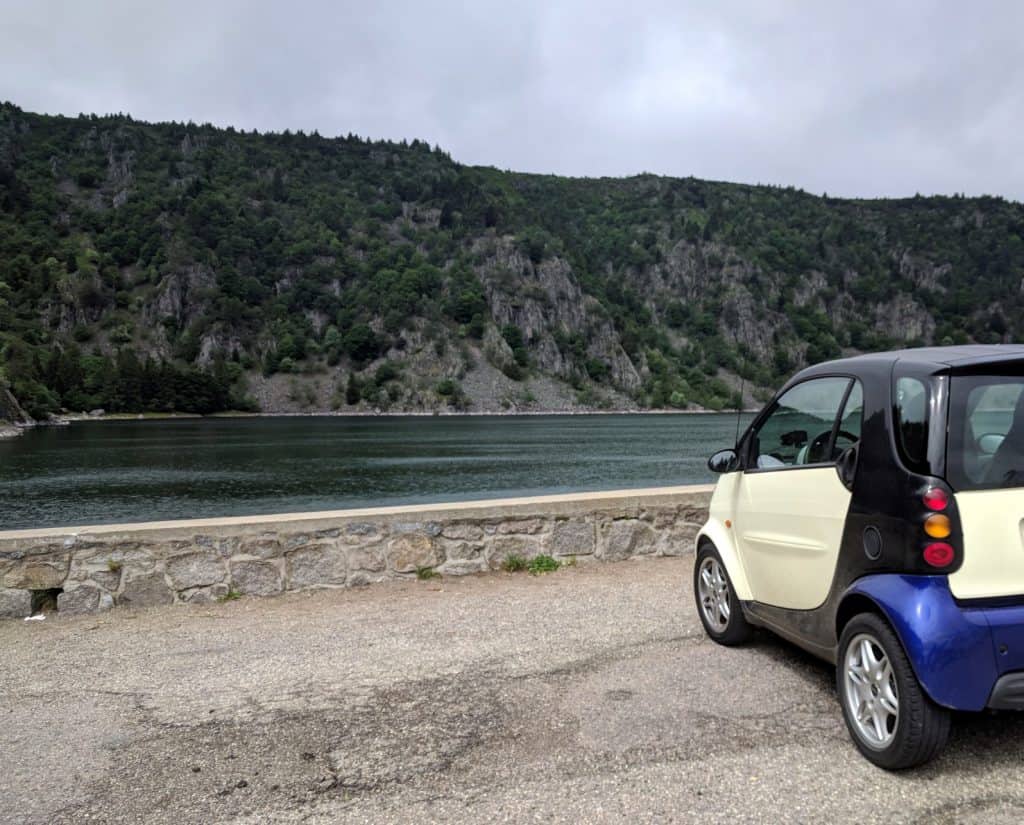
[347,571,385,587]
[343,522,384,540]
[287,545,347,589]
[90,569,122,592]
[230,560,281,596]
[0,588,31,619]
[237,535,284,559]
[497,519,545,535]
[440,523,484,541]
[599,520,658,561]
[443,541,484,560]
[3,555,69,590]
[166,552,226,590]
[392,521,442,537]
[58,585,104,616]
[181,583,229,604]
[119,572,174,608]
[651,508,682,529]
[387,534,439,573]
[487,535,543,569]
[438,559,485,577]
[549,521,596,557]
[348,546,386,573]
[661,522,701,556]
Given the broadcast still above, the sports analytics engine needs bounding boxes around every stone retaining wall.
[0,485,713,619]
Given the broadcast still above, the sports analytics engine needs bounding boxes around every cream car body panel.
[698,472,753,600]
[949,489,1024,600]
[734,467,851,609]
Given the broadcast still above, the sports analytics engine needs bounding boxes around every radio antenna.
[734,373,746,446]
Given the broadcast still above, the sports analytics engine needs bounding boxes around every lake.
[0,414,753,530]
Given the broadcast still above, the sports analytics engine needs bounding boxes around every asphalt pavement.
[2,557,1023,824]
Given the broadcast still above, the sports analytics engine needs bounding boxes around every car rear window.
[948,375,1024,490]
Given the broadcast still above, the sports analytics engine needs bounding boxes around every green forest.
[2,101,1023,419]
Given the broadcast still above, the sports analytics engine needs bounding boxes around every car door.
[732,376,862,610]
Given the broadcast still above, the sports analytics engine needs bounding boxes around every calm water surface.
[0,414,753,530]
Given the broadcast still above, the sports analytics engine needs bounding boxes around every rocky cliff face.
[3,103,1023,416]
[0,386,32,426]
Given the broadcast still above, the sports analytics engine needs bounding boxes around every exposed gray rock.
[119,572,173,608]
[550,521,596,557]
[0,588,31,619]
[230,560,281,596]
[165,552,225,590]
[348,546,386,572]
[287,546,347,588]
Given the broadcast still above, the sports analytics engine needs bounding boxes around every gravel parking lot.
[3,556,1024,824]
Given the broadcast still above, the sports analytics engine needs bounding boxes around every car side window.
[895,377,929,471]
[832,380,863,460]
[749,377,853,469]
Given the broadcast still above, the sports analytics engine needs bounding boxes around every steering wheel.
[806,429,858,464]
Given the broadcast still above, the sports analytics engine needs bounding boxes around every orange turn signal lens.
[924,514,951,539]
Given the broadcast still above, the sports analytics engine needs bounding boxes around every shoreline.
[67,407,758,422]
[1,407,760,437]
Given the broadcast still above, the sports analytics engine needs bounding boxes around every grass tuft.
[217,589,241,603]
[527,554,561,575]
[416,566,441,580]
[501,554,528,573]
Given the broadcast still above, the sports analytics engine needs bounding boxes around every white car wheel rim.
[697,556,730,633]
[844,632,899,749]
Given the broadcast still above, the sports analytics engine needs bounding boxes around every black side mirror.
[708,448,739,474]
[836,445,858,490]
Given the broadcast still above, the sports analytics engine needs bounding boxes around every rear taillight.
[923,487,949,511]
[920,485,956,569]
[924,514,951,539]
[923,542,955,568]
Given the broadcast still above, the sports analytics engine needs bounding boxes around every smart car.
[696,345,1024,769]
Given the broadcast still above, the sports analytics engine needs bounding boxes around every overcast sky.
[3,1,1023,200]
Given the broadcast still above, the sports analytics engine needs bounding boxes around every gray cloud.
[3,0,1023,199]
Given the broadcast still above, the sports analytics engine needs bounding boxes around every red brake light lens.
[923,488,949,511]
[923,542,955,568]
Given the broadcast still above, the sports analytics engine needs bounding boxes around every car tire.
[693,542,752,646]
[837,612,950,770]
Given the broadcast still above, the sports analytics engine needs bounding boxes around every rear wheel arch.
[835,593,885,643]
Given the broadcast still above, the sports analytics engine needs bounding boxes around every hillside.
[2,102,1023,418]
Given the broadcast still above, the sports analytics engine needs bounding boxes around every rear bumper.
[843,575,1024,712]
[989,673,1024,710]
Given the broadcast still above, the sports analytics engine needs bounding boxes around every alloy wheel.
[697,556,730,633]
[844,632,899,749]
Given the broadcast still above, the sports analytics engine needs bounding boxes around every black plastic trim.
[988,672,1024,710]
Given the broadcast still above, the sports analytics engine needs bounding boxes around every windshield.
[947,375,1024,490]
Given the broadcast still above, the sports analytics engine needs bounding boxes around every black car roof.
[794,345,1024,381]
